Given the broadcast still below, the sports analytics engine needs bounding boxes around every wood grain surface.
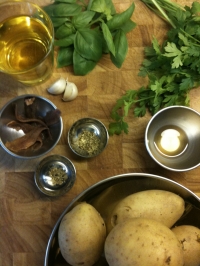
[1,0,200,266]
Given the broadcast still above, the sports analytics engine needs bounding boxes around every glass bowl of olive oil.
[0,1,54,85]
[145,106,200,171]
[68,118,109,158]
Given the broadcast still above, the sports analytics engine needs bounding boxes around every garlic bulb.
[62,81,78,101]
[47,77,66,95]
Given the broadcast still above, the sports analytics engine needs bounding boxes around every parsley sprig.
[109,0,200,135]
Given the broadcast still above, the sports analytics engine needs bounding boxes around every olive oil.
[0,15,53,84]
[154,125,188,157]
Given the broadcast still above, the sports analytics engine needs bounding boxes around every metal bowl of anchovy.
[0,94,63,159]
[68,117,109,158]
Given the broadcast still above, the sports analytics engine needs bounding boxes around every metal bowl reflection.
[44,173,200,266]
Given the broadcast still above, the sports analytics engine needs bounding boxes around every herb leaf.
[164,42,183,68]
[120,19,137,34]
[73,50,97,75]
[89,0,116,19]
[55,22,76,39]
[54,34,75,47]
[107,3,135,31]
[50,17,70,28]
[57,46,74,68]
[111,29,128,68]
[109,121,129,135]
[72,11,95,29]
[101,21,115,56]
[109,0,200,135]
[74,28,103,62]
[54,3,82,16]
[43,0,136,75]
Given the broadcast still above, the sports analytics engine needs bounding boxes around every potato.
[107,189,185,232]
[172,225,200,266]
[58,202,106,266]
[104,218,184,266]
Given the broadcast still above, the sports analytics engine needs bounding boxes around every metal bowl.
[34,155,76,197]
[145,106,200,171]
[68,117,109,158]
[44,173,200,266]
[0,94,63,159]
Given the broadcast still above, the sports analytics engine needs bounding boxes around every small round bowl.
[0,94,63,159]
[145,106,200,171]
[68,117,109,158]
[34,155,76,197]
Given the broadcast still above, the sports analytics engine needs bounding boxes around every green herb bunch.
[43,0,136,76]
[109,0,200,135]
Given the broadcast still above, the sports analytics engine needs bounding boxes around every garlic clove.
[62,81,78,101]
[47,77,66,95]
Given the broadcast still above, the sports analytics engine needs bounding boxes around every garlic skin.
[62,81,78,101]
[47,77,66,95]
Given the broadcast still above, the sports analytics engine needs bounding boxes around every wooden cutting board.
[1,0,200,266]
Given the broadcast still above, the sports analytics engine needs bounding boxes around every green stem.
[180,28,200,46]
[145,0,176,28]
[136,95,155,102]
[89,13,105,26]
[142,0,200,45]
[87,0,94,10]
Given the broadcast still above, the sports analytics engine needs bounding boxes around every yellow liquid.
[0,15,53,84]
[154,125,188,157]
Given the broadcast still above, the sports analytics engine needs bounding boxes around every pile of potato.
[58,189,200,266]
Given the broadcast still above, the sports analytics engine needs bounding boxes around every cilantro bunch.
[43,0,136,76]
[109,0,200,135]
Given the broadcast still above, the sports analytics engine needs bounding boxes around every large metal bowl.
[44,173,200,266]
[0,94,63,159]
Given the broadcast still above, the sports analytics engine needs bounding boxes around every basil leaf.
[101,21,115,56]
[53,3,82,17]
[120,19,137,34]
[87,0,95,11]
[105,0,116,14]
[72,11,95,29]
[107,3,135,30]
[74,28,103,61]
[50,17,70,27]
[102,38,110,54]
[54,34,75,47]
[42,4,56,17]
[89,0,116,19]
[73,49,97,75]
[55,23,76,38]
[57,46,74,68]
[111,29,128,68]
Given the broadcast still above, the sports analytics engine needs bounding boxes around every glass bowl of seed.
[34,155,76,197]
[68,117,109,158]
